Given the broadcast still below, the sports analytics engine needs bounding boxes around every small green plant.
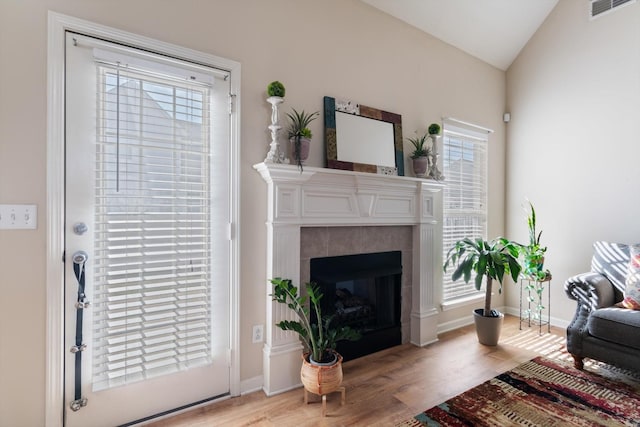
[286,108,319,138]
[300,128,312,139]
[270,278,360,363]
[428,123,441,135]
[407,134,430,159]
[444,237,522,317]
[267,81,285,97]
[286,108,319,170]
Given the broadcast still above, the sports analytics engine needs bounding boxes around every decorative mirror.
[324,96,404,176]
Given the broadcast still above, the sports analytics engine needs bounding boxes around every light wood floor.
[149,315,567,427]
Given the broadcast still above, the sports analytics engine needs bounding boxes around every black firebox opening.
[310,251,402,362]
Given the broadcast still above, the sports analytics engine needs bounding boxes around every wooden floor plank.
[148,315,566,426]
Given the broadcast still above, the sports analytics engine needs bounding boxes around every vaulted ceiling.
[361,0,560,70]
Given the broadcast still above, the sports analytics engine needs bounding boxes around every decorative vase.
[473,308,504,346]
[300,351,343,396]
[412,156,429,178]
[289,136,311,166]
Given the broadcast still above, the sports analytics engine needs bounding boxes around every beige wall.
[0,1,506,425]
[505,0,640,322]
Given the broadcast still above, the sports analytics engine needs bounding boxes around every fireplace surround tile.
[300,226,329,259]
[327,226,363,257]
[362,225,413,253]
[300,226,413,344]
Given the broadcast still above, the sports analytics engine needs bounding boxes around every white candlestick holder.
[265,96,284,163]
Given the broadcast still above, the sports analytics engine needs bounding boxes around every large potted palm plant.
[444,237,522,345]
[270,278,360,396]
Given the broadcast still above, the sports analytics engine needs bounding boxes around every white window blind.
[442,120,489,301]
[90,52,227,391]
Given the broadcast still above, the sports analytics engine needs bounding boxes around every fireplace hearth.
[311,251,402,361]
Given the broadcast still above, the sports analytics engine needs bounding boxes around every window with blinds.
[91,62,216,391]
[442,122,488,301]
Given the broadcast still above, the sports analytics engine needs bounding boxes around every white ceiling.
[361,0,560,70]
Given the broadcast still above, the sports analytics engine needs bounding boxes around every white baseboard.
[437,307,570,337]
[240,375,264,396]
[502,306,570,329]
[437,314,474,335]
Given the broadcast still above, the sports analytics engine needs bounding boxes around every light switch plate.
[0,204,37,229]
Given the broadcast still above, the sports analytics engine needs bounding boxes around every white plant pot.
[473,308,504,346]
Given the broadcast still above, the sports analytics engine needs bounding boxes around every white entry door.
[64,32,232,427]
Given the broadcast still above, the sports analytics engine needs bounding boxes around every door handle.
[73,251,88,265]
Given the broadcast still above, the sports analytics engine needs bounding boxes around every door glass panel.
[92,66,214,390]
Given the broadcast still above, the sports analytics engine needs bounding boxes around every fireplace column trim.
[262,223,304,395]
[255,163,443,395]
[411,222,441,346]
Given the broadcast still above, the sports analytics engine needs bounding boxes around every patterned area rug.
[398,356,640,427]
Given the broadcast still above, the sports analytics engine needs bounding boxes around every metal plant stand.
[519,274,551,334]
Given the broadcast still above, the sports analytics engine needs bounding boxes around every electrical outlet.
[0,204,37,229]
[252,324,264,343]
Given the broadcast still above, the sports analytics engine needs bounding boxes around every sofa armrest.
[564,272,616,311]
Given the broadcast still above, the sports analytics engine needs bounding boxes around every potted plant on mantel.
[444,237,522,345]
[428,123,441,138]
[286,108,319,171]
[267,80,286,98]
[270,278,360,398]
[408,133,431,178]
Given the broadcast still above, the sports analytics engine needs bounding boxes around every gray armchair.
[564,241,640,371]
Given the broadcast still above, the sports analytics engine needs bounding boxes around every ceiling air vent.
[590,0,636,18]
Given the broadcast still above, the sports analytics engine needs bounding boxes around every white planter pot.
[473,308,504,346]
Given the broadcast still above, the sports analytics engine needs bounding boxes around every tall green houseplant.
[270,278,360,363]
[444,237,522,317]
[522,201,548,280]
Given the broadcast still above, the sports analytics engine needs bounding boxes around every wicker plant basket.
[300,351,343,396]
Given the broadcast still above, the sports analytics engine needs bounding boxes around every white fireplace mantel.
[254,162,443,395]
